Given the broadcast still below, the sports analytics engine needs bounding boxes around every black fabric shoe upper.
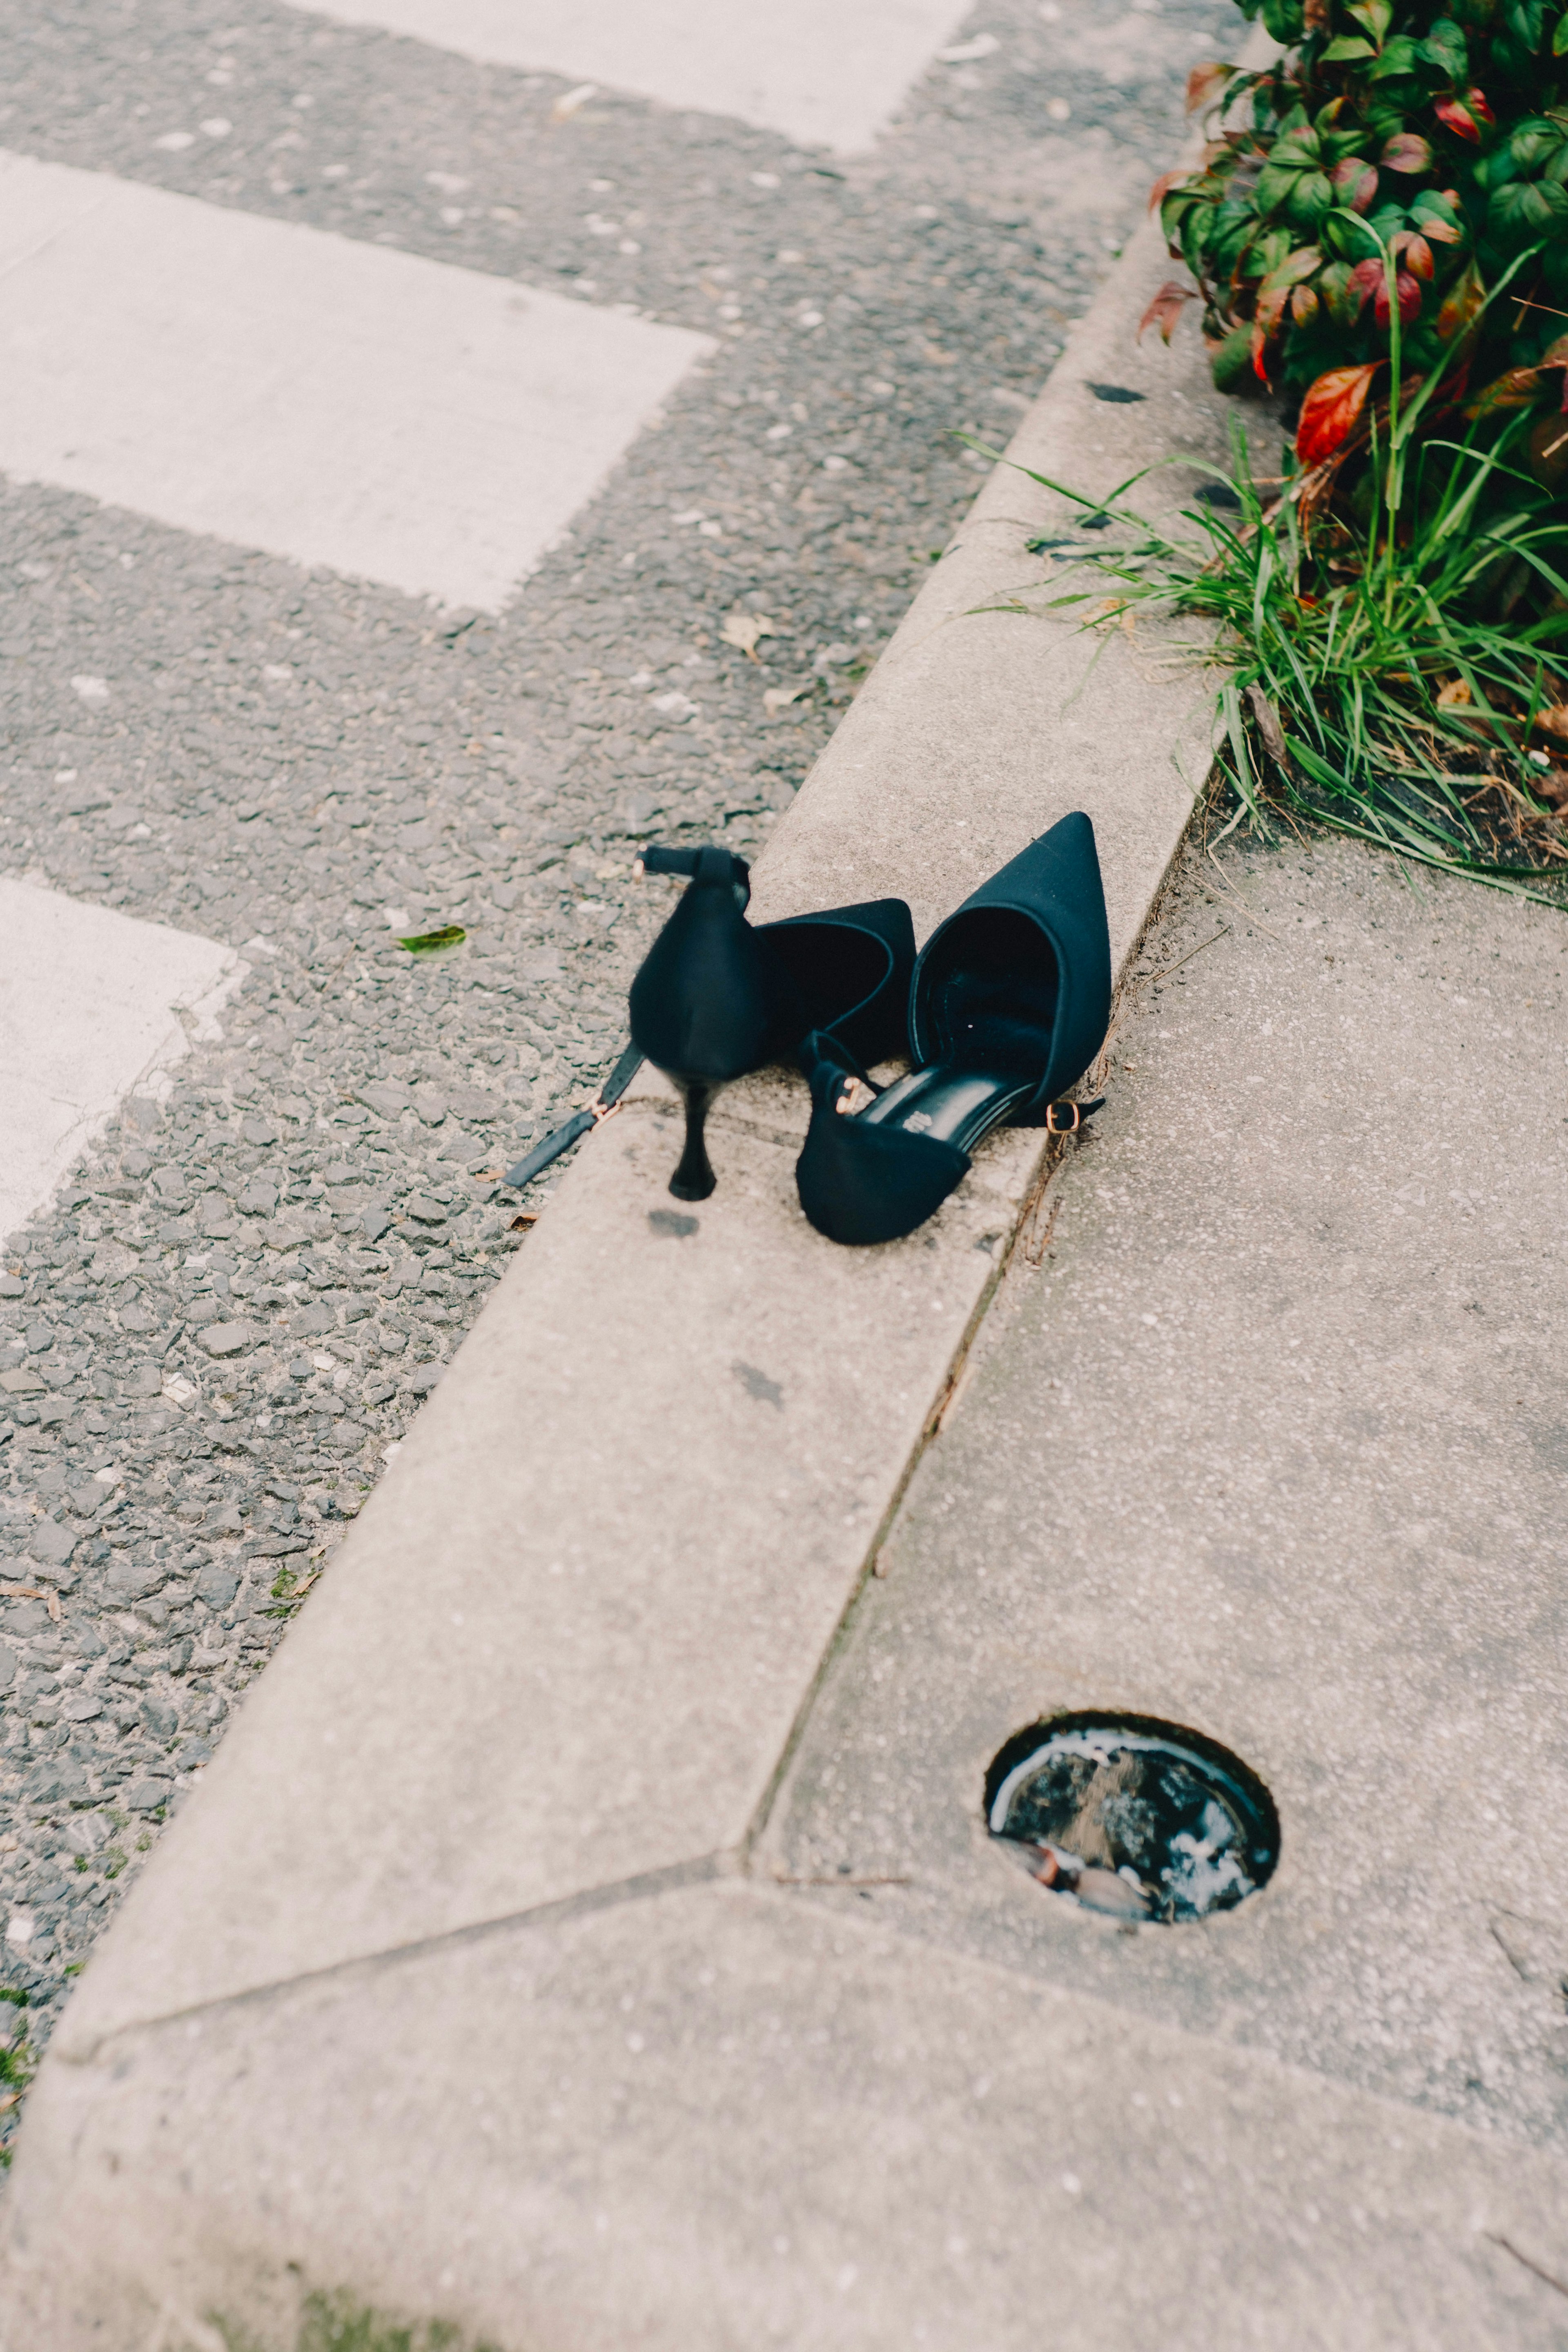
[795,812,1112,1247]
[628,845,916,1088]
[907,809,1111,1125]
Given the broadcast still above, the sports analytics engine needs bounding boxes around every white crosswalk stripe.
[0,149,711,612]
[284,0,975,151]
[0,878,242,1246]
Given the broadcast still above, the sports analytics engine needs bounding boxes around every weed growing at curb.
[0,1989,34,2169]
[216,2289,502,2352]
[974,255,1568,899]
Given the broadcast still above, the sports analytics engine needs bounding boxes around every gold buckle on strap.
[1044,1100,1083,1136]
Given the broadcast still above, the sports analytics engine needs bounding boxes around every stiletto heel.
[796,812,1112,1247]
[627,844,915,1202]
[668,1078,719,1202]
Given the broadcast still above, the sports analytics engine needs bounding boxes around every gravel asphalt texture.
[0,0,1237,2142]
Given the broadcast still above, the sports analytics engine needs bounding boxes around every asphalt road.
[0,0,1234,2138]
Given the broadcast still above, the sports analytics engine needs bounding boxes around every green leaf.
[1555,9,1568,51]
[1210,323,1256,391]
[1487,177,1568,248]
[1286,170,1337,229]
[1503,0,1547,47]
[1346,0,1394,39]
[1256,163,1300,216]
[1368,33,1422,74]
[1321,34,1377,56]
[1261,0,1305,42]
[396,924,467,956]
[1417,17,1470,75]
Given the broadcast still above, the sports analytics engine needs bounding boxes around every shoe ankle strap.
[637,844,751,904]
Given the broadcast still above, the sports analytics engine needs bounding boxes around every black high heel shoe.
[628,844,916,1202]
[795,812,1111,1247]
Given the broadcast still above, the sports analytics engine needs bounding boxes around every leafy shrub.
[1157,0,1568,481]
[1013,418,1568,890]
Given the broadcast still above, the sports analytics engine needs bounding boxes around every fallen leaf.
[1437,677,1473,707]
[763,683,813,711]
[719,610,781,657]
[1247,682,1290,766]
[509,1212,539,1230]
[1296,362,1381,463]
[1138,279,1199,343]
[396,925,466,956]
[1466,365,1543,418]
[1537,703,1568,739]
[550,82,597,121]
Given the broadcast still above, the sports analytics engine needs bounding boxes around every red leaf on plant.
[1330,157,1379,211]
[1393,231,1435,279]
[1148,167,1186,213]
[1250,324,1273,386]
[1354,261,1423,326]
[1382,131,1432,172]
[1255,283,1290,335]
[1290,281,1321,324]
[1434,95,1481,139]
[1419,214,1462,242]
[1466,86,1495,125]
[1138,280,1199,343]
[1185,61,1233,114]
[1386,270,1423,325]
[1296,363,1380,463]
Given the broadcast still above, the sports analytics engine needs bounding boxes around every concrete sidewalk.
[760,821,1568,2309]
[8,818,1568,2348]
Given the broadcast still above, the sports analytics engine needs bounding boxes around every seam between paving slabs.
[56,1850,740,2064]
[735,822,1202,1870]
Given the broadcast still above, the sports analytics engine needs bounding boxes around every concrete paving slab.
[763,831,1568,2153]
[285,0,977,154]
[9,1879,1568,2349]
[0,149,710,610]
[0,876,241,1248]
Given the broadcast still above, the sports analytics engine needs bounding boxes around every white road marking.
[0,877,243,1248]
[284,0,975,152]
[0,150,712,612]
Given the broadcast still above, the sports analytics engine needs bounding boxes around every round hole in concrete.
[985,1712,1279,1924]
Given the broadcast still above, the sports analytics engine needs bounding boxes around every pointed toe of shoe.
[795,1104,970,1249]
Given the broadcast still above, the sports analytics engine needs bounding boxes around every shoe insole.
[860,1063,1033,1153]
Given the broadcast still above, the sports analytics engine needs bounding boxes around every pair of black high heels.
[626,815,1112,1248]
